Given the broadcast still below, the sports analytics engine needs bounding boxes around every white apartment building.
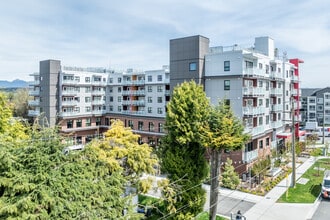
[29,60,170,146]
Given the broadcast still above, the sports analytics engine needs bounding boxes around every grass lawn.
[278,158,330,203]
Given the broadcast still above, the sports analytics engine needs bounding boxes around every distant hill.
[0,79,29,88]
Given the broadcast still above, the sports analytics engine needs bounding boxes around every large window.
[149,122,154,132]
[157,108,163,114]
[148,86,152,92]
[158,123,164,133]
[76,119,82,128]
[85,118,91,126]
[138,121,143,130]
[96,118,101,126]
[148,97,152,103]
[128,120,134,129]
[189,62,197,71]
[67,120,73,129]
[224,80,230,90]
[157,75,162,81]
[157,97,163,103]
[148,107,152,113]
[224,61,230,71]
[148,75,152,82]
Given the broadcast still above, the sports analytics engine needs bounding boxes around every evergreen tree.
[159,81,210,218]
[201,101,249,220]
[221,158,240,190]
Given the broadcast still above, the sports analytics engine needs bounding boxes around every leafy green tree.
[221,158,240,189]
[0,92,29,144]
[159,81,210,218]
[201,101,249,220]
[0,127,143,219]
[89,119,158,189]
[11,88,29,118]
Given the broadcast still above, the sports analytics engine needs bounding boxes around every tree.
[11,88,30,119]
[221,158,240,190]
[201,101,249,220]
[89,119,158,187]
[0,127,143,219]
[0,92,29,144]
[159,81,210,218]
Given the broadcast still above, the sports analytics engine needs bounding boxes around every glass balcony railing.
[243,149,258,163]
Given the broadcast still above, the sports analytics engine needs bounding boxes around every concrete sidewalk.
[243,156,318,220]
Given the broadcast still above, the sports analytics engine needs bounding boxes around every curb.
[305,194,321,220]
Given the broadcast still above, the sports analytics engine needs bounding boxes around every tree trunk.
[209,149,221,220]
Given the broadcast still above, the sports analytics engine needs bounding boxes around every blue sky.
[0,0,329,87]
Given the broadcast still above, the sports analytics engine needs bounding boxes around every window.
[148,107,152,113]
[75,76,80,82]
[85,106,91,112]
[157,86,163,92]
[118,87,122,92]
[259,117,263,125]
[85,118,91,126]
[259,99,263,106]
[148,75,152,82]
[109,96,113,102]
[157,97,163,103]
[128,120,134,129]
[157,75,162,81]
[118,78,122,83]
[138,121,143,130]
[258,80,263,88]
[189,62,197,71]
[118,106,122,112]
[266,82,269,91]
[224,99,230,106]
[224,61,230,71]
[224,80,230,90]
[96,118,101,126]
[85,97,91,103]
[109,87,113,93]
[266,138,270,146]
[76,119,82,128]
[157,108,163,114]
[259,63,263,69]
[148,86,152,92]
[117,97,122,102]
[158,123,164,133]
[85,77,90,83]
[266,99,269,108]
[109,78,113,83]
[109,105,113,111]
[67,120,73,128]
[149,122,154,132]
[266,115,270,125]
[259,140,263,149]
[148,97,152,103]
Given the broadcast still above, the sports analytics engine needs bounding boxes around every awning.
[276,130,306,139]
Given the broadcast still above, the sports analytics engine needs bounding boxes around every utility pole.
[291,97,296,188]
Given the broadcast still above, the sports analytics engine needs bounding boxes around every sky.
[0,0,329,88]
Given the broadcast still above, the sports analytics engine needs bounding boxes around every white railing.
[92,110,106,115]
[29,90,40,96]
[91,100,105,105]
[122,100,145,106]
[91,81,107,86]
[62,90,77,96]
[29,80,40,86]
[271,121,283,128]
[251,126,265,136]
[271,104,283,111]
[270,88,282,95]
[122,110,146,115]
[62,80,76,85]
[291,89,298,96]
[91,90,105,95]
[243,67,267,77]
[291,75,299,82]
[270,71,283,79]
[28,110,40,117]
[28,100,40,106]
[122,80,145,85]
[61,101,78,106]
[243,87,265,96]
[243,149,258,163]
[243,106,266,115]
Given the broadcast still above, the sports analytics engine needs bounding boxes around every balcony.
[270,71,283,79]
[122,100,145,106]
[91,100,105,105]
[28,100,40,106]
[122,80,145,86]
[60,111,79,117]
[243,149,258,163]
[270,88,282,96]
[29,90,40,96]
[252,126,265,136]
[62,80,76,85]
[28,110,40,117]
[92,110,106,115]
[243,106,265,115]
[122,110,146,115]
[291,89,298,96]
[62,101,78,106]
[165,90,171,96]
[122,90,146,96]
[91,81,107,86]
[291,75,299,82]
[62,90,77,96]
[271,121,283,129]
[243,87,265,96]
[271,104,283,112]
[29,80,40,86]
[91,90,105,96]
[243,67,267,77]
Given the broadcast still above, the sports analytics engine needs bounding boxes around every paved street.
[312,198,330,220]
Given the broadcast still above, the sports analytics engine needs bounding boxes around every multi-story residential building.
[169,35,304,175]
[29,60,170,146]
[301,87,330,127]
[29,35,304,177]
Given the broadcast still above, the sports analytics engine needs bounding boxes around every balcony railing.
[271,121,283,128]
[243,67,267,77]
[29,80,40,86]
[243,149,258,163]
[291,75,299,82]
[270,88,282,96]
[62,90,77,96]
[29,90,40,96]
[91,90,105,95]
[122,100,145,106]
[61,101,78,106]
[62,80,76,85]
[271,104,283,112]
[122,110,146,115]
[28,100,40,106]
[92,110,107,115]
[243,106,265,115]
[91,100,105,105]
[243,87,265,96]
[122,80,145,86]
[91,81,107,86]
[270,71,283,79]
[122,90,146,96]
[28,110,40,117]
[252,126,265,136]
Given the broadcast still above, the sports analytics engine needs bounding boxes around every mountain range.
[0,79,29,88]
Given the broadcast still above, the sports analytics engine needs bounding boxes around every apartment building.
[301,87,330,127]
[28,60,170,146]
[169,35,304,174]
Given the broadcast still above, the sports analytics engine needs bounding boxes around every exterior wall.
[169,35,209,90]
